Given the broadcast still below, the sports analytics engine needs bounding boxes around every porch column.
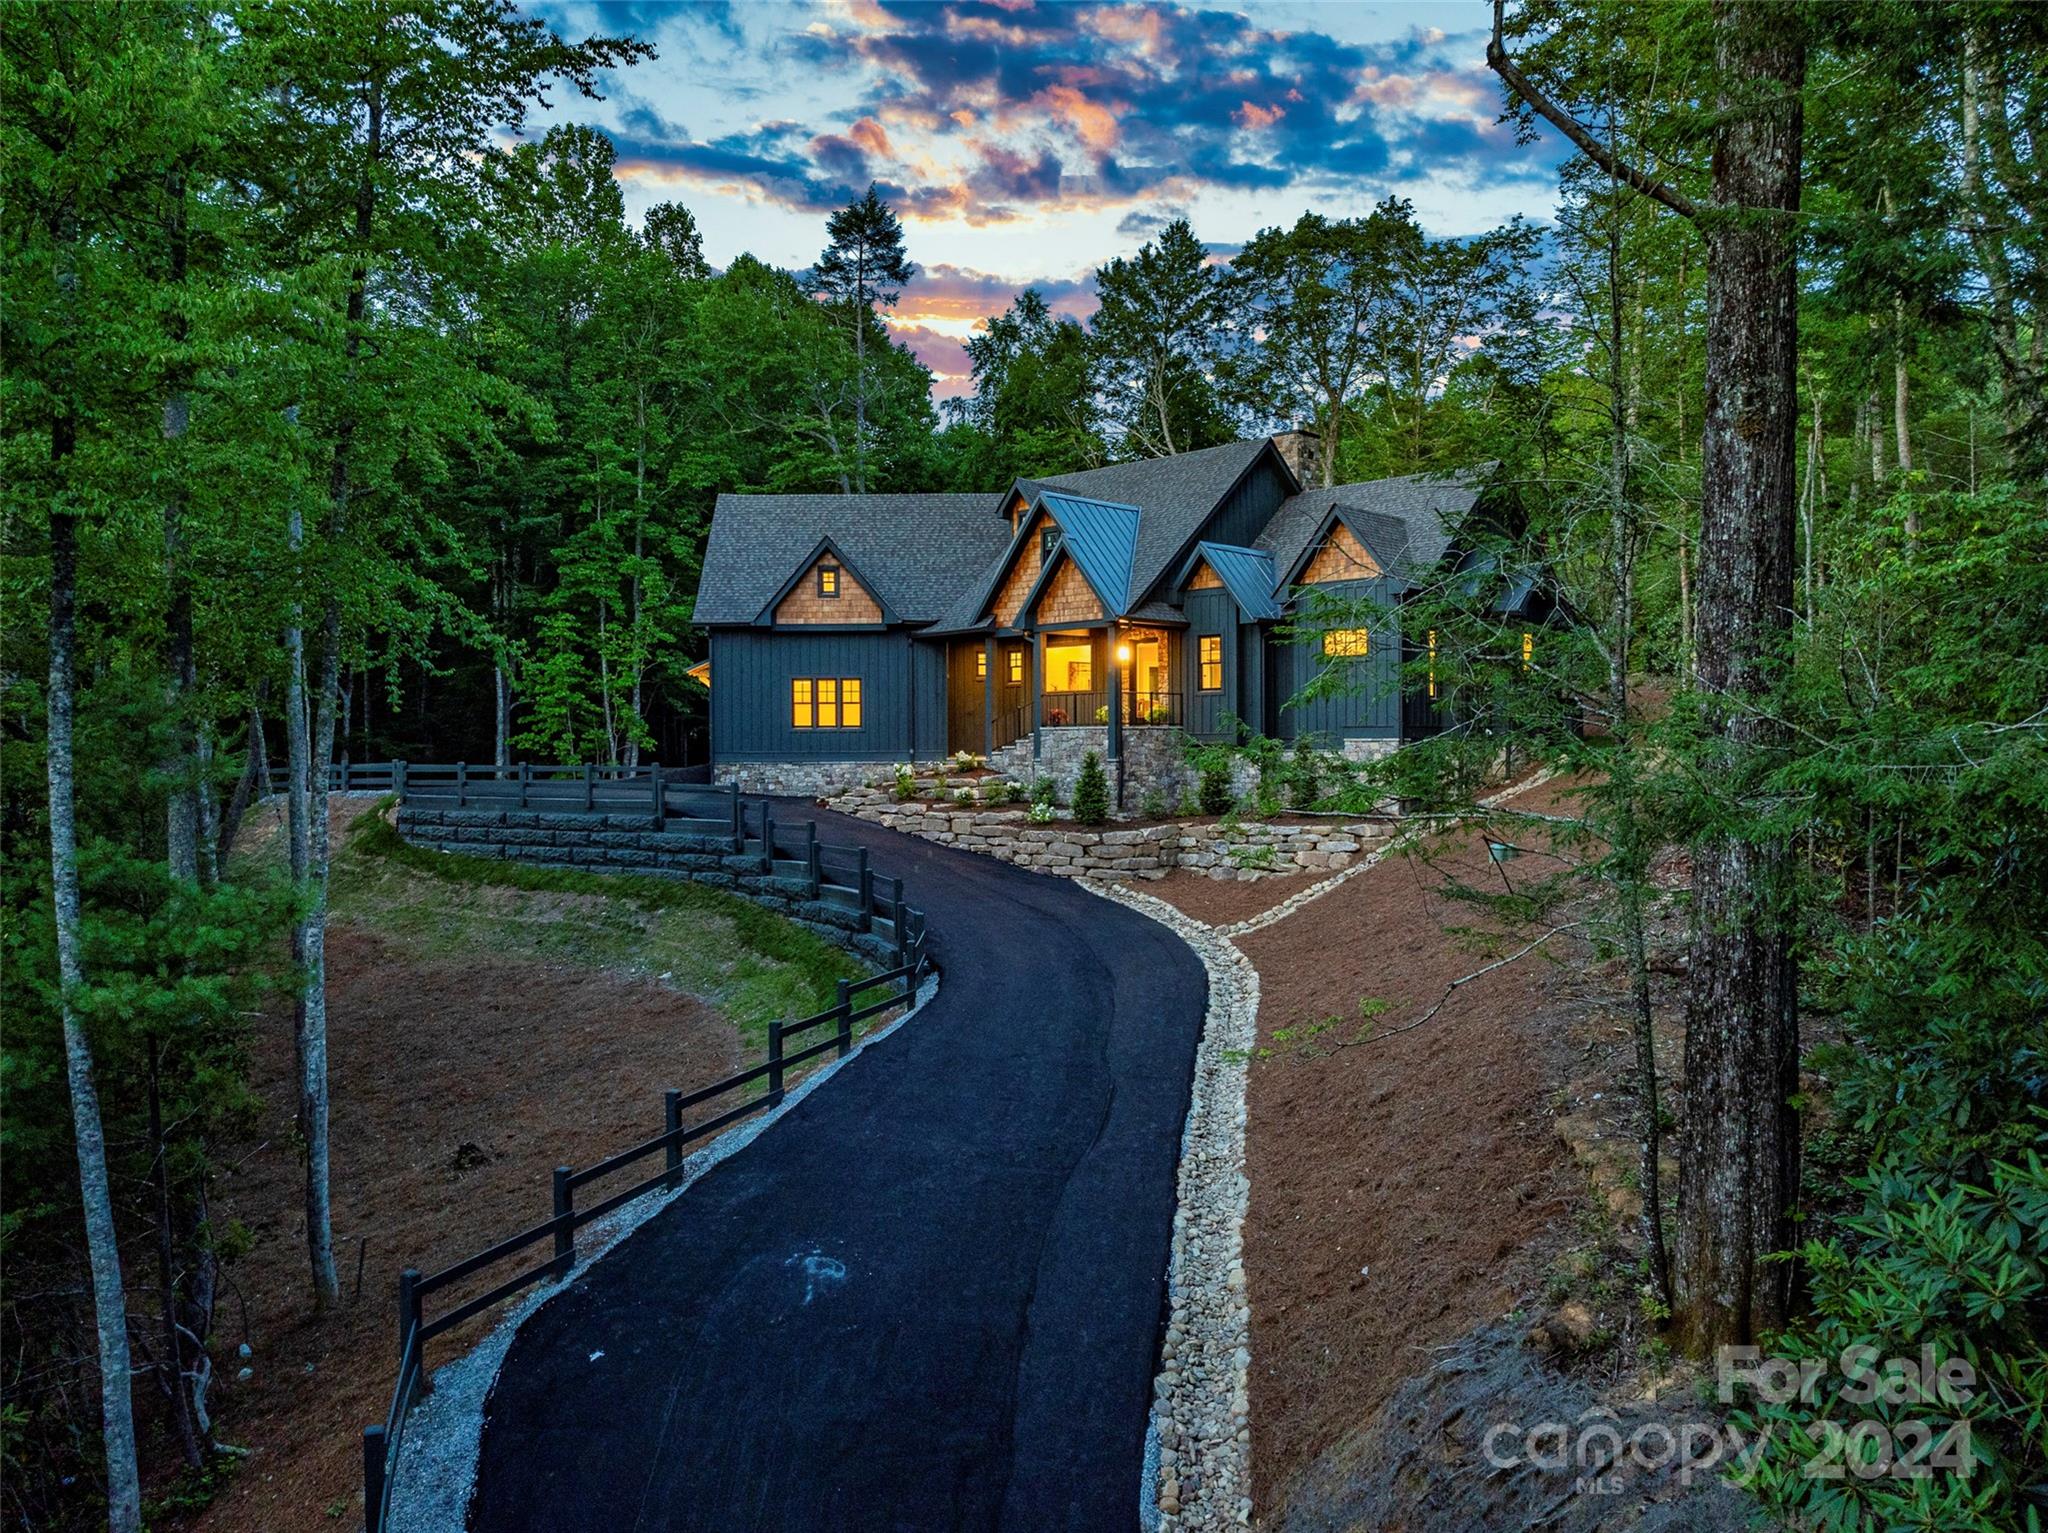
[982,633,996,759]
[1106,641,1124,810]
[1030,631,1043,763]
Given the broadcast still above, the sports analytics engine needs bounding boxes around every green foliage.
[1287,741,1323,810]
[1072,752,1110,826]
[1030,775,1059,806]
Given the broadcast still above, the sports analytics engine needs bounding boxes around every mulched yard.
[1150,780,1587,1520]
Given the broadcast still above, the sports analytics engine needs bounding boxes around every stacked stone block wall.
[394,804,902,967]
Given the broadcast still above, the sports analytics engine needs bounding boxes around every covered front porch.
[942,622,1185,762]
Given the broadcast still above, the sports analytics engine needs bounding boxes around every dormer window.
[1040,524,1062,564]
[817,565,840,598]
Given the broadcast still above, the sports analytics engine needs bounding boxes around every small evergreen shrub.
[1140,788,1168,819]
[1030,775,1058,806]
[1288,743,1321,810]
[1072,752,1110,825]
[1198,762,1233,816]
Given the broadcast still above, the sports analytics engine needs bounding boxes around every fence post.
[455,761,467,809]
[836,978,852,1057]
[552,1167,575,1276]
[393,759,407,804]
[584,762,595,812]
[729,784,742,849]
[806,823,820,897]
[362,1426,388,1533]
[856,849,873,932]
[663,1089,684,1189]
[397,1266,421,1353]
[893,895,908,968]
[767,1021,785,1105]
[760,807,775,872]
[518,760,531,809]
[650,763,665,830]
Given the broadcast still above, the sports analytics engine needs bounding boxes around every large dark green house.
[693,433,1537,798]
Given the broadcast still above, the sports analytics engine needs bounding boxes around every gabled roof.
[1176,541,1281,621]
[1040,437,1287,606]
[751,534,897,625]
[696,492,1009,626]
[1257,468,1487,590]
[1036,491,1140,615]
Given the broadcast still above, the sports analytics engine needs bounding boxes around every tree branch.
[1486,0,1698,221]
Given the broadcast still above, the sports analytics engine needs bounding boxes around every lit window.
[793,677,861,727]
[1322,628,1370,657]
[1043,635,1092,692]
[1522,631,1534,670]
[976,650,987,679]
[817,565,840,598]
[1008,650,1023,684]
[1040,524,1062,563]
[1427,630,1437,699]
[1199,635,1223,691]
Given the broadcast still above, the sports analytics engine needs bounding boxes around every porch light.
[1115,642,1132,663]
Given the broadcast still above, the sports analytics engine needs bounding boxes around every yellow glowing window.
[841,678,861,727]
[791,678,813,727]
[976,650,987,679]
[1044,636,1092,692]
[1198,635,1223,691]
[1427,630,1438,699]
[817,565,840,598]
[1008,650,1023,684]
[1322,628,1370,657]
[817,677,839,728]
[1522,631,1534,670]
[793,677,860,727]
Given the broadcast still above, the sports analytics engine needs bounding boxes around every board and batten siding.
[1182,588,1240,741]
[1271,575,1402,743]
[1194,451,1293,557]
[709,628,925,762]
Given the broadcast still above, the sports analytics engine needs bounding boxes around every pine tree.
[1072,752,1111,825]
[812,184,913,493]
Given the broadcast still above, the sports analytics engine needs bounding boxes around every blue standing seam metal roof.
[1035,490,1142,616]
[1178,541,1282,621]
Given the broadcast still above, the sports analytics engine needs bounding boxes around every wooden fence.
[356,765,932,1533]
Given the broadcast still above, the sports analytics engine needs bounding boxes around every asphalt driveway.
[466,804,1207,1532]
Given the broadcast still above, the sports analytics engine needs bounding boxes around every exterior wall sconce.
[1115,643,1132,663]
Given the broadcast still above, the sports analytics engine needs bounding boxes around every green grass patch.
[330,803,864,1047]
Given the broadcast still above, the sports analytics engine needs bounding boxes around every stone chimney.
[1271,426,1325,488]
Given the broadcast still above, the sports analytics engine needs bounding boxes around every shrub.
[1197,761,1233,816]
[1140,788,1168,819]
[1030,775,1058,806]
[1287,743,1321,809]
[1027,800,1055,824]
[1072,752,1110,825]
[892,763,915,802]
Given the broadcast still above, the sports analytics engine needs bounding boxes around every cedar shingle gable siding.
[1302,522,1382,584]
[1187,559,1223,590]
[775,553,882,624]
[990,512,1051,627]
[1036,557,1103,625]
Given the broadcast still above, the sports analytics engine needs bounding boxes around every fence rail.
[357,765,931,1533]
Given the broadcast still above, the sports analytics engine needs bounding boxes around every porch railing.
[1038,690,1182,728]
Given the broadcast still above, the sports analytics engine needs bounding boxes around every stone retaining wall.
[394,804,903,967]
[713,759,893,796]
[827,788,1390,882]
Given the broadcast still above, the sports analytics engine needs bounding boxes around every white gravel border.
[382,970,941,1533]
[1081,880,1259,1531]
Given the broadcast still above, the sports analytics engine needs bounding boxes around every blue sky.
[529,1,1566,396]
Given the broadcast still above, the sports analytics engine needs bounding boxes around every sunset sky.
[529,0,1567,397]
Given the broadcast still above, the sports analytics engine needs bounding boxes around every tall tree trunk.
[217,691,267,867]
[148,1038,204,1469]
[626,381,646,769]
[1675,3,1805,1353]
[162,163,201,882]
[49,482,145,1533]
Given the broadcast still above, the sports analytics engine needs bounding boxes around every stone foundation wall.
[395,804,903,967]
[827,788,1390,883]
[714,759,897,796]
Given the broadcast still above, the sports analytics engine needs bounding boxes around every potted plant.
[1047,706,1068,726]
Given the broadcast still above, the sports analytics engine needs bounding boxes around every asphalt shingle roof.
[1258,468,1487,588]
[695,492,1010,626]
